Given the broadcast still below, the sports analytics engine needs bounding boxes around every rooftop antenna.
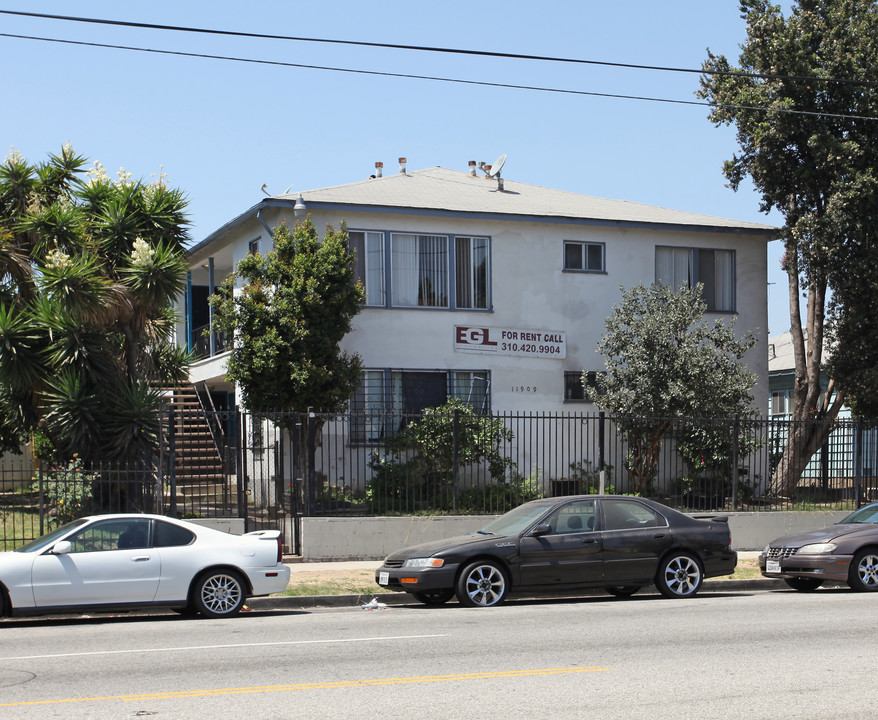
[488,154,507,191]
[260,183,270,196]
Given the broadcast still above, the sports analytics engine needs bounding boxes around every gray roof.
[277,166,776,233]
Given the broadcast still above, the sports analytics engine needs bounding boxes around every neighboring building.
[180,160,774,417]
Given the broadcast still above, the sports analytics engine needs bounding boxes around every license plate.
[378,571,389,585]
[766,560,781,574]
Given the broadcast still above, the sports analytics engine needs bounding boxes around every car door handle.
[653,534,666,539]
[580,538,597,544]
[130,556,151,562]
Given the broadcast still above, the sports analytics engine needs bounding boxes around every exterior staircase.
[161,384,233,515]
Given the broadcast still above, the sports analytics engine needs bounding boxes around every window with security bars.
[655,246,735,312]
[564,371,604,402]
[348,230,490,309]
[349,369,491,443]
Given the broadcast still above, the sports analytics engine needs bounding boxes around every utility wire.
[1,32,876,122]
[2,8,877,88]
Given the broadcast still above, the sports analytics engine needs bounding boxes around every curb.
[249,577,791,610]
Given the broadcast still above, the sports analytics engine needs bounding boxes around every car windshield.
[841,505,878,524]
[478,501,555,537]
[13,518,89,553]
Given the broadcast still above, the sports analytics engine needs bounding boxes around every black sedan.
[375,495,736,607]
[759,501,878,591]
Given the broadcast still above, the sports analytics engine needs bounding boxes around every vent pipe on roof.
[468,160,477,176]
[399,157,407,175]
[374,161,383,178]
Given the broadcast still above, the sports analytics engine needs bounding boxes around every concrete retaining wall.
[292,510,852,561]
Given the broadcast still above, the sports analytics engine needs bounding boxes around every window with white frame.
[349,230,490,309]
[391,233,448,307]
[350,369,491,443]
[455,236,489,308]
[564,241,605,272]
[770,390,790,416]
[655,246,734,312]
[349,231,386,306]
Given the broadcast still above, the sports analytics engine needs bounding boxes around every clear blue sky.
[2,1,792,335]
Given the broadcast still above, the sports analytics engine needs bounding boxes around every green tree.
[211,218,363,415]
[589,283,757,493]
[698,0,878,495]
[0,145,190,461]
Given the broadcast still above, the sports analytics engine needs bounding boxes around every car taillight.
[276,536,283,563]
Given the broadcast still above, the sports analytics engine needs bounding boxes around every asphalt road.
[0,585,872,720]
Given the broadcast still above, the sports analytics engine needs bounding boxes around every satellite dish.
[488,154,506,177]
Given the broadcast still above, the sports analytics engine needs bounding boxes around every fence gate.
[238,412,302,556]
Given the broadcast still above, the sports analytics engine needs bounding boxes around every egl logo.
[455,326,498,347]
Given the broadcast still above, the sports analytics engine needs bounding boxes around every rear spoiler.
[692,515,729,523]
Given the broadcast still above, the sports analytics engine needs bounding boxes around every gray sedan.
[760,502,878,591]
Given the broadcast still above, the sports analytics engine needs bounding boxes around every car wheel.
[848,548,878,592]
[784,577,824,592]
[656,552,703,598]
[411,589,455,605]
[604,586,640,598]
[193,570,246,617]
[455,560,509,607]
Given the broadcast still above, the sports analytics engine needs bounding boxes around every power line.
[1,32,876,122]
[2,8,877,88]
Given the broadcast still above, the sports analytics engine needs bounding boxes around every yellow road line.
[0,666,610,707]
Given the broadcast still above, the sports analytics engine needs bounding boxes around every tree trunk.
[768,247,845,496]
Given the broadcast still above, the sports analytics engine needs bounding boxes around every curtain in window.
[365,232,385,306]
[418,235,448,307]
[714,250,733,311]
[456,237,472,307]
[391,234,420,306]
[655,247,693,291]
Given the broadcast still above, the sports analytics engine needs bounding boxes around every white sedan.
[0,514,291,619]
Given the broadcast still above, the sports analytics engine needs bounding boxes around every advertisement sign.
[454,325,566,359]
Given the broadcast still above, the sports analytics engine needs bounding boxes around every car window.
[155,520,195,547]
[545,500,596,534]
[601,500,666,531]
[15,518,89,553]
[67,518,151,553]
[841,504,878,524]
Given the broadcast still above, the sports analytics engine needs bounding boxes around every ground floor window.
[564,371,603,402]
[350,369,490,443]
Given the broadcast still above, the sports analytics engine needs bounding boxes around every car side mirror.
[530,524,552,537]
[50,540,72,555]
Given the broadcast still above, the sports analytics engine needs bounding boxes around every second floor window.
[655,246,735,312]
[564,241,605,272]
[349,230,490,310]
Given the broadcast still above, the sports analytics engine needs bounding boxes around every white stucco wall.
[182,203,769,414]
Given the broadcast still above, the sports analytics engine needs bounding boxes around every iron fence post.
[168,407,177,517]
[452,408,460,512]
[307,407,317,513]
[731,414,740,510]
[38,459,45,536]
[856,417,864,507]
[237,409,246,527]
[598,411,605,470]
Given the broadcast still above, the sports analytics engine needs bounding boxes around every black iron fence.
[2,408,875,551]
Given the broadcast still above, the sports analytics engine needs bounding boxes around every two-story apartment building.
[181,160,775,419]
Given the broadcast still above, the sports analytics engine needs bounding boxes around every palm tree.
[0,145,191,463]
